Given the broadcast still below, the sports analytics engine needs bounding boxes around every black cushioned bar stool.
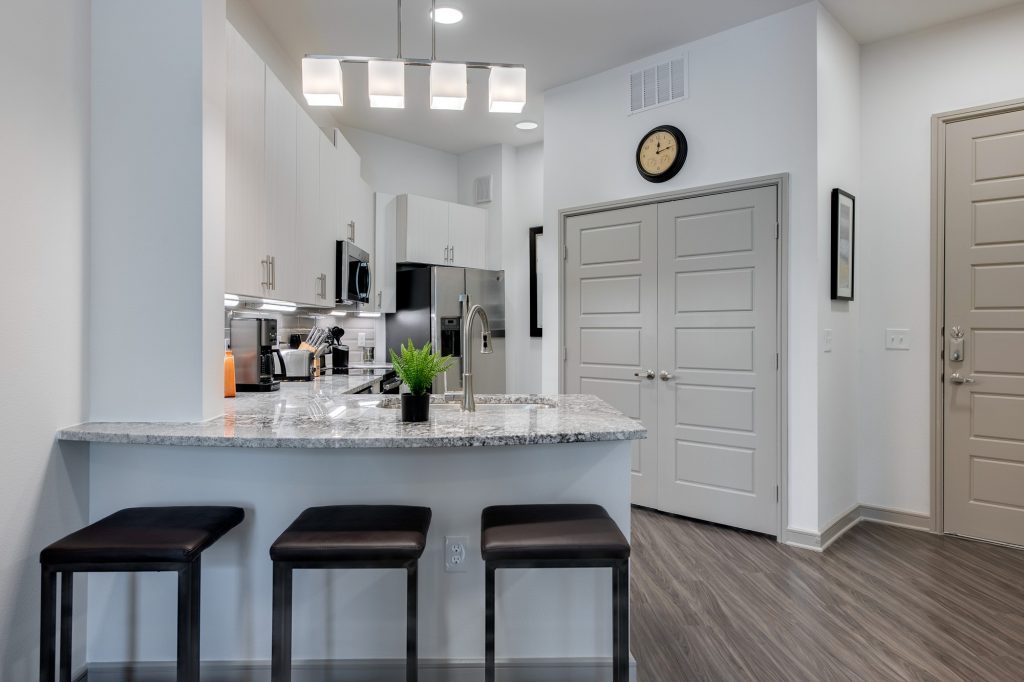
[480,504,631,682]
[39,506,245,682]
[270,505,432,682]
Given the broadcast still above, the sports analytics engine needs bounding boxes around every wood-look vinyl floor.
[630,507,1024,681]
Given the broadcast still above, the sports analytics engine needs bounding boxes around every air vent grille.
[474,175,493,204]
[629,56,687,114]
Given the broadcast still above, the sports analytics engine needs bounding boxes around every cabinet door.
[375,193,397,313]
[225,23,266,298]
[296,111,322,306]
[336,133,362,245]
[449,203,487,269]
[319,131,340,305]
[398,194,450,265]
[263,68,298,301]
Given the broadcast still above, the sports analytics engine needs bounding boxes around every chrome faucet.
[461,297,493,412]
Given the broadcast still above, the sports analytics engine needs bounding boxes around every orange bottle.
[224,342,236,398]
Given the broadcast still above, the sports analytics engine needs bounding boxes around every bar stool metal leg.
[613,560,630,682]
[59,572,73,682]
[271,562,293,682]
[406,562,418,682]
[485,564,496,682]
[40,566,57,682]
[177,558,201,682]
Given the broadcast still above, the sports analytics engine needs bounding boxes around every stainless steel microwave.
[336,240,371,305]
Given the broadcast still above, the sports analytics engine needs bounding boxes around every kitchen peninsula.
[57,378,644,668]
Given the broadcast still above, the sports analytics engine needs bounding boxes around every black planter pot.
[401,393,430,422]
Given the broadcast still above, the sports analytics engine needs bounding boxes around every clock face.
[636,125,687,182]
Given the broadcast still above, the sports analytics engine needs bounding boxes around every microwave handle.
[355,262,369,299]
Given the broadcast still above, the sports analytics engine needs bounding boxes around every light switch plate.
[823,329,833,353]
[885,328,911,350]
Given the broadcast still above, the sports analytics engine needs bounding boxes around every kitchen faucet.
[460,295,493,412]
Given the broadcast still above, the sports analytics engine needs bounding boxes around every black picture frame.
[529,226,543,337]
[831,188,855,301]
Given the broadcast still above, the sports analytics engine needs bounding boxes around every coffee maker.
[230,317,281,392]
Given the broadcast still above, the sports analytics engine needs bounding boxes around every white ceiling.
[242,0,1023,154]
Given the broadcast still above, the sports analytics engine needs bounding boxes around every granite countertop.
[57,376,647,449]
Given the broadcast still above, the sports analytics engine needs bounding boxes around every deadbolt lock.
[949,325,965,363]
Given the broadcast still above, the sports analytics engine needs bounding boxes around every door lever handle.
[949,373,975,385]
[634,369,655,380]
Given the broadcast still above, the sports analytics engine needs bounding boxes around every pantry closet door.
[656,187,779,534]
[564,205,660,508]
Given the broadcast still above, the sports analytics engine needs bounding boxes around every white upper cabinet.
[448,202,487,268]
[318,130,341,307]
[396,194,487,269]
[375,193,398,313]
[225,23,266,299]
[296,111,325,307]
[263,68,298,302]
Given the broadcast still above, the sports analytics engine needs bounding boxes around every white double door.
[565,186,779,534]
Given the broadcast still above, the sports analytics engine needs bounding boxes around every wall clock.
[636,125,688,183]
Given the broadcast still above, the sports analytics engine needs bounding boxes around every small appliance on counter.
[330,326,351,374]
[230,317,280,392]
[274,349,314,381]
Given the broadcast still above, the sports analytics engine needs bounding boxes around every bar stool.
[39,506,245,682]
[480,504,630,682]
[270,505,432,682]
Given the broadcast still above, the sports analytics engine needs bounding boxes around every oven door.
[336,241,371,305]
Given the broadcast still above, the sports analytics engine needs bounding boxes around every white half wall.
[816,6,861,528]
[543,3,821,531]
[0,0,90,676]
[858,3,1024,515]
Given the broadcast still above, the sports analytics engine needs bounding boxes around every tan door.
[944,108,1024,546]
[565,205,660,507]
[656,187,779,534]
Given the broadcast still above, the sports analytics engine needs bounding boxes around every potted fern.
[389,339,453,422]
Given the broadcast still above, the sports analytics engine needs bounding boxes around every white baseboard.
[783,504,931,552]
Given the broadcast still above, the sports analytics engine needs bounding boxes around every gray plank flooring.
[630,506,1024,681]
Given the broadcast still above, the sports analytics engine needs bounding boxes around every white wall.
[0,0,90,677]
[858,3,1024,515]
[505,143,545,394]
[543,3,822,531]
[343,126,459,201]
[815,6,861,527]
[90,0,226,422]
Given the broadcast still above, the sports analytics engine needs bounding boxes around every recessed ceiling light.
[516,120,539,131]
[431,7,463,25]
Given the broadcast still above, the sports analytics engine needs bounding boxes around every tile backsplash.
[224,308,385,365]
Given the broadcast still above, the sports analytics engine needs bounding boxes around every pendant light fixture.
[302,0,525,112]
[301,57,343,106]
[368,60,406,108]
[430,62,467,110]
[488,66,527,113]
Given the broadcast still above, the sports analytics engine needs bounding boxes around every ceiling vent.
[474,175,493,204]
[629,55,687,115]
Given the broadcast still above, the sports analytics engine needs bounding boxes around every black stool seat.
[270,505,431,563]
[481,504,630,562]
[41,506,244,566]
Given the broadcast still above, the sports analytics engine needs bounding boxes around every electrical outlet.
[885,328,911,350]
[823,329,833,353]
[445,535,469,572]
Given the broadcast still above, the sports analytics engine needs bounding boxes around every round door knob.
[660,370,674,381]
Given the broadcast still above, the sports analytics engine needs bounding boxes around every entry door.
[944,108,1024,546]
[656,187,779,534]
[564,205,660,507]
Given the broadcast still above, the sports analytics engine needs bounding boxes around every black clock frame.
[636,125,688,183]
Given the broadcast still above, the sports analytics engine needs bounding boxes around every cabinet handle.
[270,256,276,290]
[261,257,269,288]
[377,290,382,307]
[450,244,455,263]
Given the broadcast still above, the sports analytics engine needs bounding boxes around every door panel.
[657,187,778,534]
[944,107,1024,546]
[565,206,659,508]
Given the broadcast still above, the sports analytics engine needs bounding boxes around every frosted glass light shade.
[488,66,526,113]
[368,60,405,108]
[301,58,343,107]
[430,62,467,110]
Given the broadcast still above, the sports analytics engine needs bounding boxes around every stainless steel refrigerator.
[386,265,506,395]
